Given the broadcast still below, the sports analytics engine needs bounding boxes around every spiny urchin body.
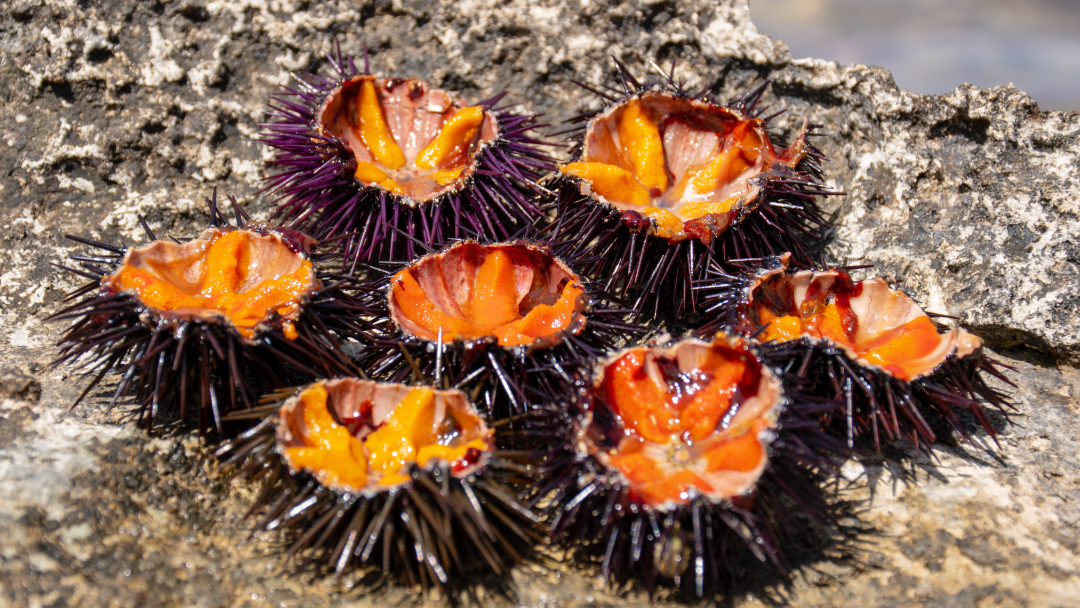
[695,255,1012,452]
[349,239,648,420]
[48,192,370,434]
[215,378,549,599]
[261,48,555,267]
[542,59,836,324]
[533,334,845,599]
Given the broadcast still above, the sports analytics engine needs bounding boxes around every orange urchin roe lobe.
[752,274,949,381]
[112,229,315,340]
[284,384,492,491]
[285,385,368,488]
[389,244,586,347]
[320,76,497,202]
[594,341,775,507]
[560,92,809,241]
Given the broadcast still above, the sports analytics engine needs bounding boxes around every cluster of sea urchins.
[47,50,1013,602]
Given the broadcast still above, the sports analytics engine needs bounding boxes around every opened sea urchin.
[48,193,367,433]
[354,239,646,419]
[262,49,554,265]
[544,61,834,321]
[216,378,543,596]
[696,255,1012,451]
[537,335,843,598]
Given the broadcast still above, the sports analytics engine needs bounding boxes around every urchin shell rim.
[559,86,814,246]
[99,223,325,345]
[384,239,593,354]
[312,73,504,209]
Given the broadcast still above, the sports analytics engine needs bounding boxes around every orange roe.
[283,384,491,491]
[595,342,776,507]
[390,246,586,347]
[110,229,316,340]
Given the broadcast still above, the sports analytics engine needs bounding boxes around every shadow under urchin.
[48,191,371,434]
[541,58,837,326]
[260,46,556,269]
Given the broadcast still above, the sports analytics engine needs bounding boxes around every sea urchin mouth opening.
[317,75,499,204]
[561,91,808,243]
[103,225,321,341]
[742,266,983,381]
[587,336,782,509]
[388,241,588,348]
[277,378,493,493]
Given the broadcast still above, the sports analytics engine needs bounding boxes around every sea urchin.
[261,48,555,266]
[538,334,843,598]
[216,377,543,596]
[544,60,834,321]
[48,193,367,433]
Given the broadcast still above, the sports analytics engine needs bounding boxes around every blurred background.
[750,0,1080,112]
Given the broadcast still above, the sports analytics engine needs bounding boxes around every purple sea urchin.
[48,192,369,434]
[261,48,555,266]
[542,60,835,321]
[352,239,647,419]
[536,334,844,598]
[695,255,1012,451]
[215,378,545,597]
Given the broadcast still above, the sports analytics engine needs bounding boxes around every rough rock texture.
[1,0,1078,606]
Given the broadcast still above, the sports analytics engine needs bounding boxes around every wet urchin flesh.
[349,238,649,420]
[694,254,1013,452]
[48,191,370,434]
[215,377,551,600]
[541,58,837,324]
[261,47,556,268]
[533,334,846,599]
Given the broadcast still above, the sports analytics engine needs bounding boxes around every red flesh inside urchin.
[561,91,808,243]
[276,378,494,493]
[586,337,782,508]
[102,226,321,341]
[388,241,588,348]
[317,75,499,203]
[741,268,984,381]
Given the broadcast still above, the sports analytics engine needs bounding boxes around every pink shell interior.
[318,76,499,203]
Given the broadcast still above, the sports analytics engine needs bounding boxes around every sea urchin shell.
[354,239,646,419]
[544,61,834,321]
[216,378,542,596]
[539,334,843,598]
[48,193,366,433]
[262,49,554,266]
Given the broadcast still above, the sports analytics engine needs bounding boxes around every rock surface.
[1,0,1078,606]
